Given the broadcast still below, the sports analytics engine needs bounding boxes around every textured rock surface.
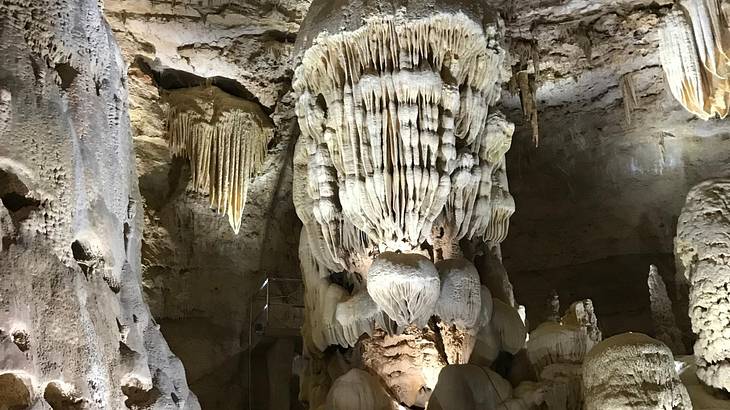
[0,0,197,408]
[583,333,691,410]
[101,2,305,408]
[290,0,522,406]
[648,264,685,354]
[105,0,310,109]
[67,0,730,407]
[676,179,730,392]
[500,0,730,339]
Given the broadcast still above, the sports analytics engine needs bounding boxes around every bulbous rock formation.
[427,364,512,410]
[526,300,602,410]
[582,333,691,410]
[368,252,440,327]
[676,179,730,392]
[324,369,395,410]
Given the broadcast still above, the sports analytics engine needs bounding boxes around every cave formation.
[1,0,730,409]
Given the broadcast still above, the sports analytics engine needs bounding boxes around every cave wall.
[499,0,730,336]
[0,0,197,407]
[104,1,308,408]
[34,0,724,407]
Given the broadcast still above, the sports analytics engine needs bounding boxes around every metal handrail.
[247,275,304,410]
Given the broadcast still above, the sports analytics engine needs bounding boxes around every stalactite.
[516,71,540,147]
[165,85,273,234]
[293,13,513,254]
[620,72,640,124]
[659,2,730,120]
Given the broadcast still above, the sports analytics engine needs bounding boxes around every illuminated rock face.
[166,85,274,234]
[292,0,517,407]
[0,0,197,408]
[582,333,691,410]
[676,179,730,393]
[659,0,730,120]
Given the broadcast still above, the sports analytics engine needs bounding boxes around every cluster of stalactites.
[166,85,273,234]
[659,0,730,120]
[293,13,514,264]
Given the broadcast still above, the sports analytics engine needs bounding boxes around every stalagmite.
[324,369,395,410]
[526,300,602,410]
[648,264,685,354]
[367,252,440,327]
[659,2,730,120]
[492,299,529,355]
[676,179,730,392]
[166,85,274,234]
[427,364,512,410]
[582,333,691,410]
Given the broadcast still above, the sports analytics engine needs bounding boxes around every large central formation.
[291,0,519,407]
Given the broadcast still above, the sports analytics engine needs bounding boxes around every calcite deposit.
[0,0,198,408]
[1,0,730,409]
[676,179,730,393]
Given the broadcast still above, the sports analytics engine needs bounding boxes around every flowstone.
[0,0,198,407]
[292,0,519,406]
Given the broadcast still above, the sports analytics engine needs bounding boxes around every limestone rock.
[583,333,691,410]
[0,0,198,407]
[676,179,730,392]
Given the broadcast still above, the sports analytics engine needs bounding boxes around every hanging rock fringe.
[659,1,730,119]
[293,13,514,258]
[165,85,273,234]
[620,72,640,124]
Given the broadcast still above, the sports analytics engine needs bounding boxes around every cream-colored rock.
[583,333,691,410]
[435,258,482,329]
[166,85,274,233]
[292,6,514,266]
[361,328,446,408]
[0,0,197,407]
[648,264,685,354]
[526,300,601,410]
[492,299,529,355]
[676,179,730,392]
[367,252,440,327]
[676,355,730,409]
[325,369,395,410]
[659,1,730,119]
[427,364,512,410]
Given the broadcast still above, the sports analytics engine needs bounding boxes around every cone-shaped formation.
[293,13,514,260]
[166,85,273,233]
[647,265,685,354]
[659,1,730,119]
